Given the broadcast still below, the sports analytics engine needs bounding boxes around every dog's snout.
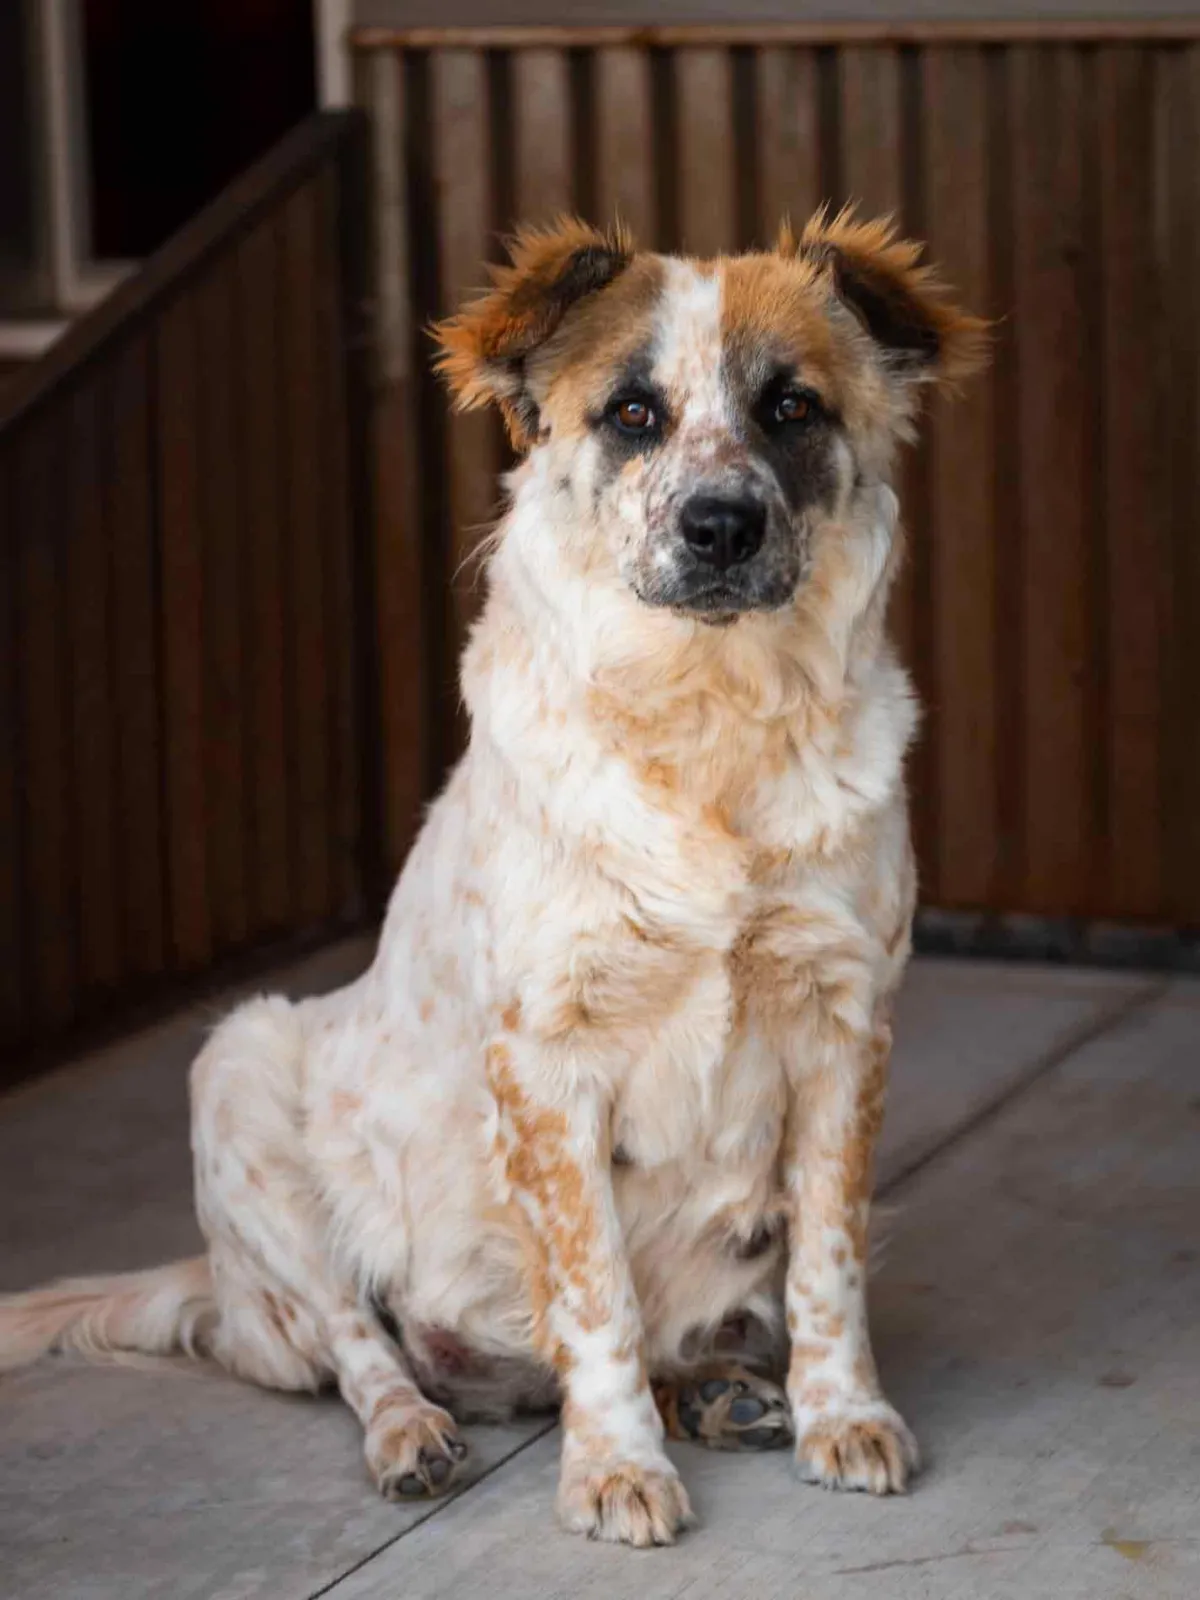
[679,495,766,571]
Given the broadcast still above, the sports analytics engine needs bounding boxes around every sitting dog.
[0,209,983,1547]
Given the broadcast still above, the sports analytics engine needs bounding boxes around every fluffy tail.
[0,1257,215,1373]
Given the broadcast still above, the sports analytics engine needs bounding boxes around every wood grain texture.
[432,49,500,693]
[156,295,212,970]
[360,51,429,877]
[1009,46,1094,916]
[922,47,998,911]
[512,48,574,222]
[235,219,293,938]
[14,419,77,1029]
[106,337,166,979]
[594,46,655,241]
[350,17,1200,51]
[195,265,250,952]
[837,44,905,218]
[1096,44,1165,920]
[755,47,821,244]
[313,161,362,916]
[835,45,935,894]
[279,182,334,927]
[1160,46,1200,927]
[675,48,737,255]
[0,112,371,1063]
[352,34,1200,929]
[63,378,121,994]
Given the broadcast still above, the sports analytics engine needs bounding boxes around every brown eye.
[774,391,811,424]
[614,397,655,432]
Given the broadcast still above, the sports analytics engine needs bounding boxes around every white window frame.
[314,0,355,107]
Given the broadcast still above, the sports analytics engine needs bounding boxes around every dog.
[0,209,984,1547]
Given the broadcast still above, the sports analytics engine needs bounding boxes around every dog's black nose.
[679,495,766,570]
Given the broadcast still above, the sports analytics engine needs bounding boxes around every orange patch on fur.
[486,1043,609,1339]
[435,216,662,448]
[778,206,990,387]
[788,1339,832,1370]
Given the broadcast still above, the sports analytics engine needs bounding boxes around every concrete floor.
[1,945,1197,1599]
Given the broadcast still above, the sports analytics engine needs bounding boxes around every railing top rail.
[0,110,366,440]
[349,18,1200,50]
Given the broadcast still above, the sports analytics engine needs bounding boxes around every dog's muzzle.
[664,492,798,621]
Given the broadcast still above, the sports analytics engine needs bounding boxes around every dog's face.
[436,214,984,624]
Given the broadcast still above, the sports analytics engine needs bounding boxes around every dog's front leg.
[488,1035,692,1547]
[783,1004,919,1494]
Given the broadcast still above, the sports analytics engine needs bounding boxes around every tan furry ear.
[780,206,988,386]
[432,216,634,448]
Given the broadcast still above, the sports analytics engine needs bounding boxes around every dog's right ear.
[432,216,634,449]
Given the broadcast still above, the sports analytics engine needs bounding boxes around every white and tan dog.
[0,210,984,1547]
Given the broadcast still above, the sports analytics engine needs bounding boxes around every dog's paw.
[658,1364,793,1452]
[793,1400,919,1495]
[367,1404,470,1501]
[557,1456,694,1547]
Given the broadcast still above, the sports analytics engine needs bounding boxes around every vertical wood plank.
[107,335,166,976]
[756,48,821,244]
[362,49,428,878]
[432,48,498,691]
[1009,46,1093,915]
[14,420,77,1028]
[312,159,361,915]
[195,264,249,952]
[922,47,998,911]
[837,46,905,219]
[594,47,655,241]
[156,295,211,969]
[1097,44,1164,920]
[0,451,24,1048]
[64,378,120,992]
[236,219,292,937]
[512,48,573,223]
[675,48,736,255]
[279,182,334,925]
[1160,45,1200,925]
[837,49,917,659]
[838,44,931,886]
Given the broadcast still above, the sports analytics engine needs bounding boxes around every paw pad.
[671,1366,793,1452]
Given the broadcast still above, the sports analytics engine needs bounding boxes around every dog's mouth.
[631,538,803,621]
[669,589,748,626]
[664,578,796,624]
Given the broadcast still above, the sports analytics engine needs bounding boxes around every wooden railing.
[353,24,1200,934]
[0,111,380,1078]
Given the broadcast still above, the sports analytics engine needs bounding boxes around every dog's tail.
[0,1257,215,1372]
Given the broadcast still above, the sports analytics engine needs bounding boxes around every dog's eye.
[611,396,656,433]
[773,389,814,425]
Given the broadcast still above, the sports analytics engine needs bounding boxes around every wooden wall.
[354,24,1200,932]
[0,113,376,1077]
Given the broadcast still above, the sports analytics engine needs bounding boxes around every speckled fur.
[0,212,984,1547]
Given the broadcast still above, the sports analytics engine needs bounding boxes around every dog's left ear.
[780,207,988,388]
[432,216,634,448]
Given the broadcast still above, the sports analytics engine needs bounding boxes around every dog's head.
[434,212,985,625]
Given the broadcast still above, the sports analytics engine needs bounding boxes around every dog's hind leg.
[194,995,467,1500]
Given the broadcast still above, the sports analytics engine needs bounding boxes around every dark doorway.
[83,0,317,259]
